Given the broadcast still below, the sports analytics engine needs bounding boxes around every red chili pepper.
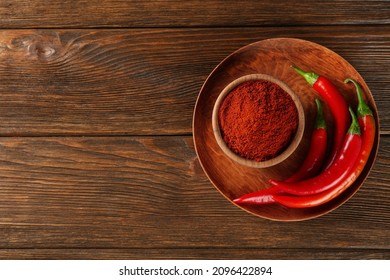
[292,66,349,168]
[344,79,376,178]
[232,187,278,205]
[284,98,327,182]
[233,99,327,205]
[269,107,361,196]
[273,79,375,208]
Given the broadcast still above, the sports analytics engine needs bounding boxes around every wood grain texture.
[0,136,388,250]
[0,0,389,28]
[0,249,388,260]
[1,0,389,260]
[0,26,389,136]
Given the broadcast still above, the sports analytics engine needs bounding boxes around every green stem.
[315,99,326,129]
[291,66,319,86]
[344,78,373,118]
[348,107,361,135]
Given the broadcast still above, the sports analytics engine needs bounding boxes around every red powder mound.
[218,80,298,162]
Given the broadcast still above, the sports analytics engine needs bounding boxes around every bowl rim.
[212,73,305,168]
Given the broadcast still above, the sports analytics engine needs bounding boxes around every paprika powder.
[218,80,298,162]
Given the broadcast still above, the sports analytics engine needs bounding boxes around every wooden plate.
[193,38,380,221]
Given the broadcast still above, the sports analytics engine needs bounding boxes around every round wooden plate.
[193,38,380,221]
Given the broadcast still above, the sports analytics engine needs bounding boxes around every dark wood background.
[0,0,389,259]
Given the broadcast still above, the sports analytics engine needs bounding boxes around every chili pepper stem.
[291,66,319,86]
[315,98,326,129]
[344,78,373,118]
[348,107,361,135]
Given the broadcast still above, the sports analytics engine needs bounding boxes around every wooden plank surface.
[0,249,388,260]
[1,0,389,261]
[0,0,389,28]
[0,136,388,250]
[0,26,389,136]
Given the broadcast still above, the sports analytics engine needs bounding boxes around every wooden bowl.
[193,38,380,221]
[212,73,305,168]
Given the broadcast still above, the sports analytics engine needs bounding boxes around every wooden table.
[0,1,389,259]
